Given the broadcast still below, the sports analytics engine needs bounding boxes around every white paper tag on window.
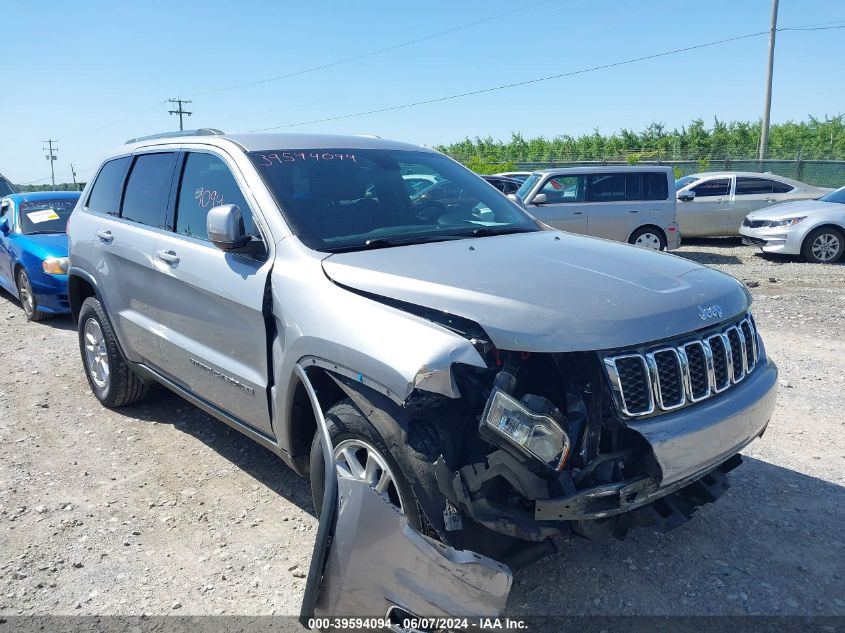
[26,209,60,223]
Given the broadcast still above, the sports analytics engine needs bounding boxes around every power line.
[248,24,845,133]
[167,98,193,131]
[188,0,567,98]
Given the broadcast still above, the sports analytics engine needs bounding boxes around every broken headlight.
[480,389,570,471]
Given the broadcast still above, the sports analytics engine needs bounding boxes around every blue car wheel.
[16,269,50,322]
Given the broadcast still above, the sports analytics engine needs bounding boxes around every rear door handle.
[573,210,584,215]
[628,209,638,213]
[96,230,113,243]
[156,250,180,265]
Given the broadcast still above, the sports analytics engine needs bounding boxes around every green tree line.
[14,183,84,193]
[437,115,845,164]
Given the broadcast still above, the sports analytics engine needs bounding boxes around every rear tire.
[16,269,50,322]
[801,226,844,264]
[78,296,148,408]
[629,227,667,251]
[309,398,423,529]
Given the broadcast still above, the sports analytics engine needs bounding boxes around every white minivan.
[514,166,680,250]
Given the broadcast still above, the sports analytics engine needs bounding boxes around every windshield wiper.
[326,234,470,253]
[24,230,64,235]
[452,226,537,238]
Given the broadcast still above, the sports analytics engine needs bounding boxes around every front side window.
[541,175,586,203]
[250,149,538,252]
[691,178,731,197]
[675,175,698,190]
[19,198,78,235]
[175,153,256,241]
[121,153,178,228]
[87,157,130,215]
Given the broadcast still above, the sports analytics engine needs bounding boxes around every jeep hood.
[322,231,749,352]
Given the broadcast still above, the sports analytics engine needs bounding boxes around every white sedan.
[739,186,845,263]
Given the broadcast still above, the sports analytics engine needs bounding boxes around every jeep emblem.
[698,304,723,321]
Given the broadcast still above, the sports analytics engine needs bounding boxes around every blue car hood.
[18,233,68,259]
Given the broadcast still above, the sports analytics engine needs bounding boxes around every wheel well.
[804,223,845,243]
[287,367,345,476]
[629,224,666,243]
[68,275,97,323]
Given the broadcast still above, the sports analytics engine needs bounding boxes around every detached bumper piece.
[313,476,512,620]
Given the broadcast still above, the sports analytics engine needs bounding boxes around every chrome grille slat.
[605,313,760,418]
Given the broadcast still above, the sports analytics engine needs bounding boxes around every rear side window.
[691,178,731,197]
[643,173,669,200]
[771,180,794,193]
[121,153,178,228]
[86,157,130,215]
[175,152,256,241]
[735,177,777,195]
[588,173,643,202]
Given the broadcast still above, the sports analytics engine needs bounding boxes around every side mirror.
[677,190,696,202]
[530,193,547,206]
[0,217,9,235]
[207,204,249,251]
[507,193,525,209]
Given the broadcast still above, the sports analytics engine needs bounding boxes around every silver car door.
[297,366,512,627]
[93,152,176,365]
[731,177,782,232]
[527,175,587,233]
[585,172,641,242]
[677,177,732,236]
[151,150,274,436]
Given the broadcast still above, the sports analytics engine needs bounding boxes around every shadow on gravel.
[0,290,77,330]
[507,456,845,616]
[111,385,315,515]
[675,251,744,265]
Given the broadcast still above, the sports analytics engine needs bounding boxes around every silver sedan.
[675,171,832,237]
[739,186,845,263]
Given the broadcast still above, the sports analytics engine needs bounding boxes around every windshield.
[250,149,539,252]
[19,198,78,235]
[675,175,698,190]
[819,186,845,204]
[0,177,16,197]
[515,174,541,199]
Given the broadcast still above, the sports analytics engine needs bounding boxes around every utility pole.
[758,0,779,160]
[70,163,79,191]
[43,140,59,190]
[167,98,192,131]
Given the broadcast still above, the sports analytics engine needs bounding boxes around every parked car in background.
[0,191,80,320]
[739,185,845,263]
[675,171,832,237]
[515,166,680,250]
[0,174,17,196]
[402,173,441,196]
[481,175,522,194]
[494,171,532,181]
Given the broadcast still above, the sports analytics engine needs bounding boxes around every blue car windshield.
[19,199,77,235]
[819,187,845,204]
[0,178,15,197]
[249,149,539,252]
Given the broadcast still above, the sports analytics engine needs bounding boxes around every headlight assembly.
[42,257,69,275]
[767,216,806,227]
[480,389,570,471]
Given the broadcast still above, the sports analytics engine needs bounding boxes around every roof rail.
[125,128,225,144]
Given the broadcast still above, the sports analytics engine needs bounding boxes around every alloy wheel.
[18,274,35,314]
[811,233,840,262]
[333,438,405,513]
[83,318,110,390]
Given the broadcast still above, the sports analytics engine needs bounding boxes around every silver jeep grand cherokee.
[67,131,777,584]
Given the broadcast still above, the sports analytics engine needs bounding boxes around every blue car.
[0,191,80,321]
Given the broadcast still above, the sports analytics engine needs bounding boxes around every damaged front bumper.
[438,359,778,540]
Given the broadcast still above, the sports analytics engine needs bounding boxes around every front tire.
[629,227,667,251]
[77,296,148,408]
[16,269,50,322]
[801,226,844,264]
[309,398,422,529]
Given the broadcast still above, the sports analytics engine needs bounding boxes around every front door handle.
[96,230,113,243]
[573,210,584,215]
[156,250,180,265]
[628,209,638,213]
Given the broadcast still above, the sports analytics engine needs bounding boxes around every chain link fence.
[448,152,845,189]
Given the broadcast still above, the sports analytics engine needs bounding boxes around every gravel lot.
[1,239,843,618]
